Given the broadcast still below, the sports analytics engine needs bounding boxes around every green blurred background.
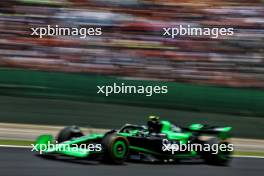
[0,68,263,139]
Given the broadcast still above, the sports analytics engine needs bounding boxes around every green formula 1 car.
[34,117,233,165]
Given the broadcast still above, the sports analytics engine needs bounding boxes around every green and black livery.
[35,120,232,165]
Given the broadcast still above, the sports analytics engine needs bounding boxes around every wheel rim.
[113,140,127,158]
[218,143,231,161]
[218,150,231,160]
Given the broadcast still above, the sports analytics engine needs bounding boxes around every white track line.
[233,155,264,159]
[0,145,31,148]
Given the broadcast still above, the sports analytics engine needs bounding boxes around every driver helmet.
[148,115,160,122]
[147,115,161,133]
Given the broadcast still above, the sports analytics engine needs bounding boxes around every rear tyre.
[201,137,232,165]
[102,133,129,164]
[57,126,84,143]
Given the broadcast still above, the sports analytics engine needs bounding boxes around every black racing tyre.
[201,137,232,165]
[57,126,84,143]
[102,133,129,164]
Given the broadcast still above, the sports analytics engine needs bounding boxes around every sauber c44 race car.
[34,117,233,165]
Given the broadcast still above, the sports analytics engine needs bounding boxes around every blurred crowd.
[0,0,263,88]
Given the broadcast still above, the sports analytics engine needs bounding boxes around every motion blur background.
[0,0,263,138]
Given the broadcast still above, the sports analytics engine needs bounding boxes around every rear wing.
[188,124,232,139]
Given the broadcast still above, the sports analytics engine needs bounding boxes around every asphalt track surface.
[0,147,263,176]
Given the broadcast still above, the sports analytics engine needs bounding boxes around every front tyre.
[201,137,232,165]
[102,134,129,164]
